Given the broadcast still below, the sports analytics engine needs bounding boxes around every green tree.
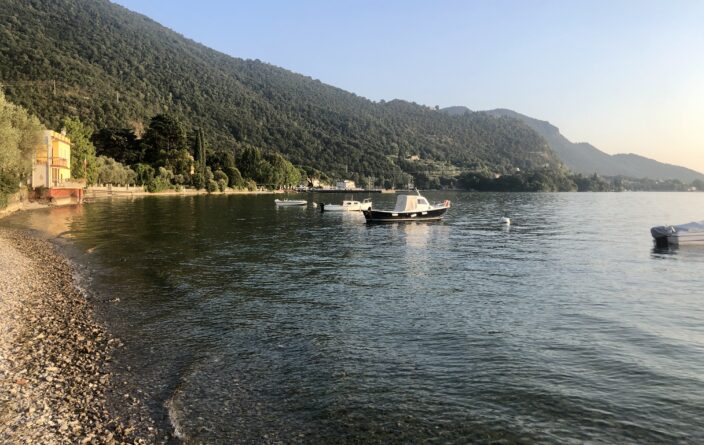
[0,91,42,205]
[142,114,188,167]
[193,128,206,176]
[133,163,155,186]
[228,167,244,188]
[95,156,136,185]
[62,116,98,184]
[190,127,208,189]
[164,147,192,181]
[213,169,228,187]
[207,148,243,187]
[236,145,263,181]
[93,128,141,164]
[571,173,612,192]
[192,168,205,190]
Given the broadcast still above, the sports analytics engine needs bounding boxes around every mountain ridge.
[471,107,703,182]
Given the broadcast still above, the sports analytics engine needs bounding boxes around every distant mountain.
[0,0,562,186]
[478,108,704,182]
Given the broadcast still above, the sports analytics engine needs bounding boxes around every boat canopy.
[394,194,432,212]
[674,221,704,232]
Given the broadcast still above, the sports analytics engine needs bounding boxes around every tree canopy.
[0,90,42,205]
[62,116,97,184]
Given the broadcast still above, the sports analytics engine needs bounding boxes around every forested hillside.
[0,0,562,186]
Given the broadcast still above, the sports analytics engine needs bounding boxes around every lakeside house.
[30,130,84,203]
[32,130,71,188]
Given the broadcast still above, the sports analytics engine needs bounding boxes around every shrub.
[213,169,228,183]
[145,176,171,193]
[206,179,218,193]
[134,163,155,185]
[173,174,186,185]
[145,167,174,192]
[192,172,205,190]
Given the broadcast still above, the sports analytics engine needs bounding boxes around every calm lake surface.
[5,192,704,444]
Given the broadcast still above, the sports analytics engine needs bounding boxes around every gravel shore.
[0,228,163,444]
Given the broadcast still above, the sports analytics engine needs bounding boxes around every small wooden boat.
[362,192,450,222]
[651,220,704,247]
[320,199,372,212]
[274,199,307,206]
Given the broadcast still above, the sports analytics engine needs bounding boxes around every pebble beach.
[0,228,162,444]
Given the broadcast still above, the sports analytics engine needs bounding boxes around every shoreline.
[0,187,283,221]
[84,186,282,199]
[0,227,165,444]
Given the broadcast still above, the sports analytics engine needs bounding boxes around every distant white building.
[336,180,356,190]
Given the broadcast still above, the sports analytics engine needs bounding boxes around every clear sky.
[114,0,704,173]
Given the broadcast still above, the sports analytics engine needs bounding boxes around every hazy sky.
[114,0,704,172]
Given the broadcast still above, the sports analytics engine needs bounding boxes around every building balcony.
[35,157,70,168]
[52,157,69,168]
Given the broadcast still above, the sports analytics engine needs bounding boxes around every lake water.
[5,192,704,444]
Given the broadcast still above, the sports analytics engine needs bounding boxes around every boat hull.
[362,206,448,222]
[652,233,704,247]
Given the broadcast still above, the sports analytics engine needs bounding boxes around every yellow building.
[32,130,72,188]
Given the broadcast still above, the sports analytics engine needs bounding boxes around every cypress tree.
[193,129,206,172]
[197,128,206,178]
[192,128,208,189]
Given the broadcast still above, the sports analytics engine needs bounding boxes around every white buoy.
[311,202,318,208]
[500,217,511,225]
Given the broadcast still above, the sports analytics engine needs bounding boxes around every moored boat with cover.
[362,192,450,222]
[651,220,704,247]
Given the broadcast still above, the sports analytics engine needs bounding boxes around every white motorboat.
[319,199,372,212]
[362,191,450,222]
[651,220,704,246]
[274,199,307,206]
